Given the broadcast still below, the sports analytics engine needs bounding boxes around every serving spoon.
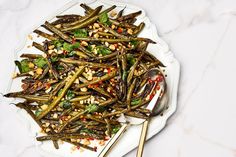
[136,68,168,157]
[98,68,167,157]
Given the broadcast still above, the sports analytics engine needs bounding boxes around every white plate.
[5,0,180,157]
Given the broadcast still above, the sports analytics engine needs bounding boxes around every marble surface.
[0,0,236,157]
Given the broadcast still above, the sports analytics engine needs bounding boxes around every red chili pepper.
[94,146,97,152]
[156,75,163,82]
[60,116,67,121]
[88,137,94,141]
[104,136,110,141]
[149,94,155,100]
[107,68,111,74]
[63,50,67,55]
[148,79,153,83]
[72,38,76,44]
[117,27,123,33]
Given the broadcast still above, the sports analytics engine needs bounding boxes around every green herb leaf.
[66,90,75,100]
[34,57,47,68]
[86,104,99,113]
[127,54,136,68]
[96,46,111,55]
[35,110,42,117]
[63,42,80,52]
[112,126,121,134]
[62,100,71,109]
[73,29,88,38]
[131,98,141,106]
[53,40,63,50]
[130,40,139,47]
[15,59,31,73]
[99,12,109,24]
[51,56,59,62]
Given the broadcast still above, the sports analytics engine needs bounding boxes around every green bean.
[5,93,49,102]
[20,53,43,59]
[90,86,112,98]
[33,30,58,41]
[76,70,116,89]
[104,118,111,137]
[15,102,59,149]
[37,66,85,120]
[103,99,150,117]
[78,45,96,57]
[46,58,59,80]
[116,7,126,19]
[97,31,114,37]
[36,133,92,141]
[100,24,128,39]
[127,78,137,110]
[60,58,113,68]
[49,79,66,100]
[64,139,97,152]
[127,52,144,85]
[80,3,93,13]
[117,10,142,21]
[70,95,91,102]
[62,5,116,31]
[75,51,89,59]
[38,66,49,80]
[44,21,72,43]
[56,14,81,19]
[63,5,102,28]
[58,110,87,132]
[75,37,155,43]
[99,98,117,107]
[133,22,145,36]
[32,42,46,53]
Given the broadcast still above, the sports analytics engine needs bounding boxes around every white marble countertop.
[1,0,236,157]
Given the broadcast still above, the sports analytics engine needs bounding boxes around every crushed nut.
[109,44,116,51]
[36,68,43,75]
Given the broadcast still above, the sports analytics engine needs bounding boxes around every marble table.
[0,0,236,157]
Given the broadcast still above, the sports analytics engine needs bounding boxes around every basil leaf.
[97,46,111,55]
[73,29,88,38]
[34,57,47,68]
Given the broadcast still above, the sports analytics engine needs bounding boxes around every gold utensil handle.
[98,123,129,157]
[136,119,150,157]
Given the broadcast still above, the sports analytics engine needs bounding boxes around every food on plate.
[4,3,165,152]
